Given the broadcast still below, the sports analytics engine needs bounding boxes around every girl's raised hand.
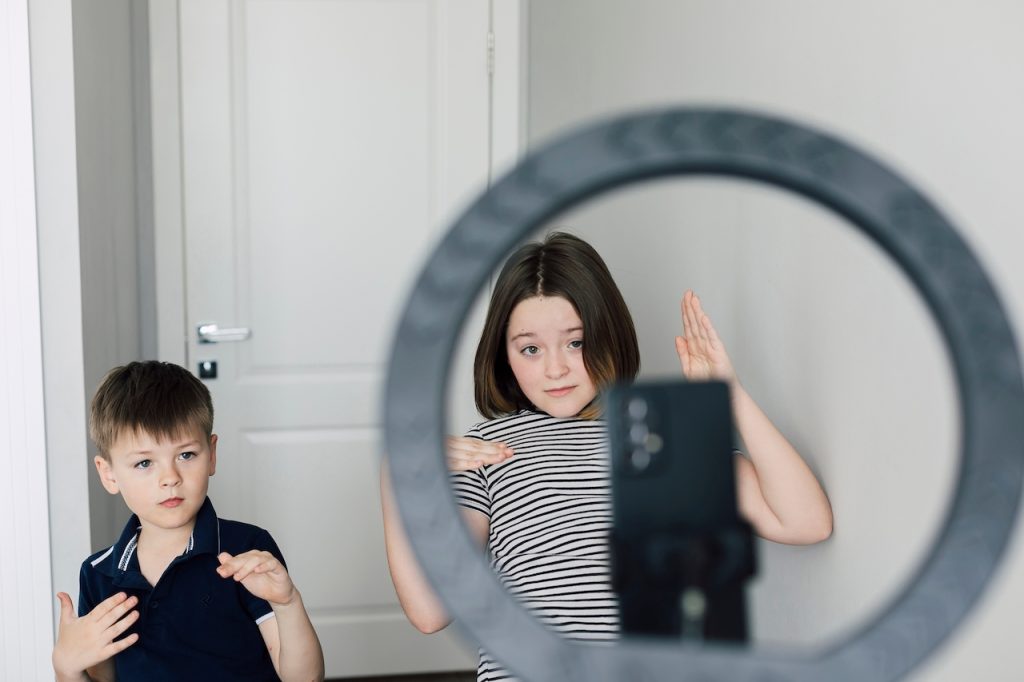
[675,290,737,384]
[446,436,513,471]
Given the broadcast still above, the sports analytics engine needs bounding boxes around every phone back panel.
[606,380,739,537]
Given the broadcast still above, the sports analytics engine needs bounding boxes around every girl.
[382,232,832,681]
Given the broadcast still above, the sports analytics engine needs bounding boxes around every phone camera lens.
[629,448,651,472]
[645,433,664,454]
[627,397,648,421]
[629,423,649,445]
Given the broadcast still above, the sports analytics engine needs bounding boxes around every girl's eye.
[179,451,197,461]
[568,339,583,350]
[520,345,539,357]
[134,460,151,470]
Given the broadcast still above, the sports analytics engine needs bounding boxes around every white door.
[175,0,492,675]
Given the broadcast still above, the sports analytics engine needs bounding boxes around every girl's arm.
[729,385,833,544]
[381,446,498,633]
[676,290,833,545]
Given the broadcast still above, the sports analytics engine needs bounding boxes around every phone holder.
[611,522,756,640]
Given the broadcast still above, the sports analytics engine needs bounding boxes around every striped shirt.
[451,410,618,682]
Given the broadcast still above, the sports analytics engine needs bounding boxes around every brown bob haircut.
[474,231,640,419]
[90,360,214,459]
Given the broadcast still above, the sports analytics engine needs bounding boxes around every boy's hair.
[90,361,214,458]
[474,231,640,419]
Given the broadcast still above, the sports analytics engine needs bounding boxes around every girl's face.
[505,295,597,418]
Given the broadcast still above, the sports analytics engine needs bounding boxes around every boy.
[52,361,324,681]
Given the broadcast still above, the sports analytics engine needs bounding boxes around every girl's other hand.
[675,290,737,385]
[446,436,512,471]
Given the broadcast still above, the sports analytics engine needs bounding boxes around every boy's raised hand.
[217,551,296,606]
[52,591,139,678]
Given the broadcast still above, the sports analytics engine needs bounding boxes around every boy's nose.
[160,466,182,487]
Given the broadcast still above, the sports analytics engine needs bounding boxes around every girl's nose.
[545,353,569,379]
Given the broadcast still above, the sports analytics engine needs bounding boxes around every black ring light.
[383,107,1024,681]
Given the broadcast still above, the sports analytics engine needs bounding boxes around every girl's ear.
[94,456,120,495]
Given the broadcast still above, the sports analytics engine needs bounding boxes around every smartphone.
[605,379,751,641]
[606,379,739,535]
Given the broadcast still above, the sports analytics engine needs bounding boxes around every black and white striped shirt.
[451,410,618,682]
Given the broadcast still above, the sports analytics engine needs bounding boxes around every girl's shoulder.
[466,409,605,442]
[465,409,536,438]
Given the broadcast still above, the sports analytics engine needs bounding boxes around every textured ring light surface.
[384,108,1024,681]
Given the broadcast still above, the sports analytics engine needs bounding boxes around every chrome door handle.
[197,323,252,344]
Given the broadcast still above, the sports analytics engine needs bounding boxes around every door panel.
[179,0,487,675]
[240,428,392,608]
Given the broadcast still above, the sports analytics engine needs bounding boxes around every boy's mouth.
[160,497,184,508]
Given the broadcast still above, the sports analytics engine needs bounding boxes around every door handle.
[197,323,252,344]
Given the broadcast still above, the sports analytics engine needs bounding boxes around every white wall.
[527,1,1024,679]
[71,0,152,552]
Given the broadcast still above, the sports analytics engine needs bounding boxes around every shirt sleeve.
[240,529,287,624]
[77,561,97,617]
[449,424,491,518]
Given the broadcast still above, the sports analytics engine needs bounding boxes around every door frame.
[150,0,527,362]
[1,2,53,676]
[3,0,91,676]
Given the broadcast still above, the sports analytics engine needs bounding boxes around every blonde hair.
[90,361,213,458]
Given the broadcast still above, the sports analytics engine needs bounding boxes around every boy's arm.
[52,591,139,682]
[55,659,115,682]
[82,659,116,682]
[217,551,324,682]
[257,592,323,681]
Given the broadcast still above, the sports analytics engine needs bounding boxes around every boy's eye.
[568,339,583,350]
[178,451,197,461]
[133,459,151,470]
[520,345,539,357]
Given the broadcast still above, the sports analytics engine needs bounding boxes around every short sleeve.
[240,529,287,624]
[449,425,491,518]
[77,561,98,617]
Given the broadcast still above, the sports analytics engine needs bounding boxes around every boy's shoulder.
[216,516,282,557]
[195,498,284,561]
[79,512,140,578]
[81,543,118,574]
[80,499,283,578]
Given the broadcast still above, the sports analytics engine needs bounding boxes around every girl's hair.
[474,231,640,419]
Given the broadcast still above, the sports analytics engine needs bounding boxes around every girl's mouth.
[545,386,574,397]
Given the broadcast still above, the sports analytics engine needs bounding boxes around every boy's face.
[95,426,218,535]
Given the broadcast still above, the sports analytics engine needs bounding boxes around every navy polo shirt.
[79,497,283,681]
